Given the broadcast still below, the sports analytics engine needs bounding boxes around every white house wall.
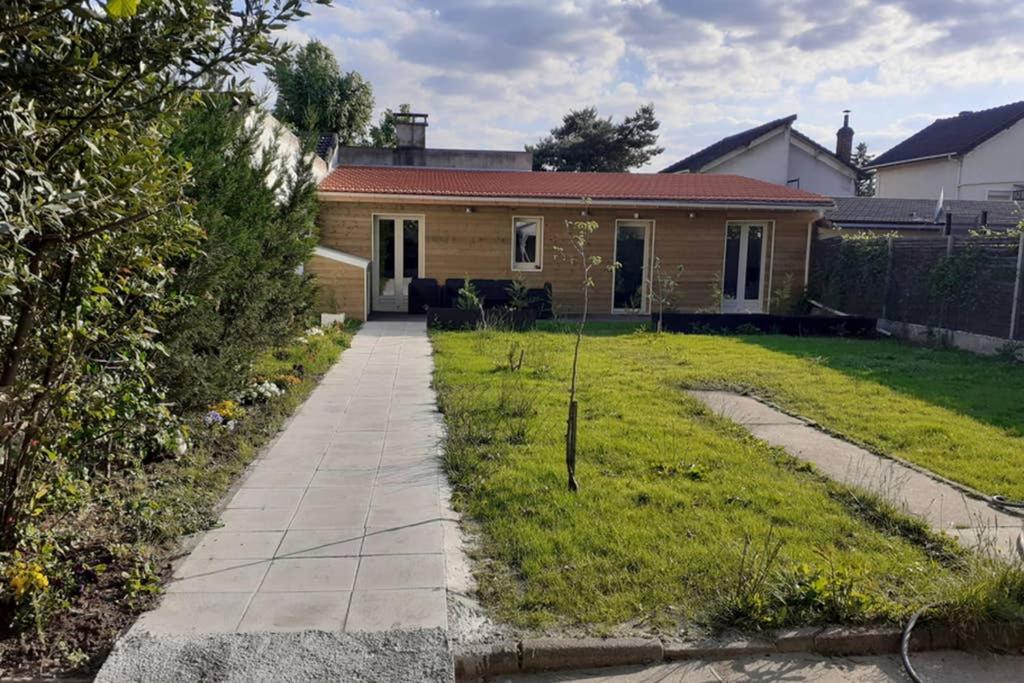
[875,157,959,200]
[957,119,1024,200]
[706,130,790,185]
[787,143,855,196]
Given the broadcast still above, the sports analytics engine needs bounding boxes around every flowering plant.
[210,400,245,421]
[5,559,49,599]
[238,380,284,405]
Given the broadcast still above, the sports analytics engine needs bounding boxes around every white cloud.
[268,0,1024,169]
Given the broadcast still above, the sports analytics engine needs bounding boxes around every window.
[988,190,1013,201]
[512,216,543,271]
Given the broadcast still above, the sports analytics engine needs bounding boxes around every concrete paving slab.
[362,522,444,555]
[237,591,350,632]
[690,390,804,426]
[346,588,447,632]
[242,469,314,489]
[133,593,252,635]
[310,469,378,487]
[354,554,446,590]
[260,557,359,592]
[291,500,369,529]
[300,485,372,508]
[227,487,305,510]
[219,507,296,532]
[191,531,284,560]
[690,390,1024,556]
[276,528,365,558]
[167,559,269,593]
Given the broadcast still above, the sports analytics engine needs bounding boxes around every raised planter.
[653,313,877,337]
[427,307,537,331]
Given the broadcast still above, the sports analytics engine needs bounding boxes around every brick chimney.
[394,112,428,149]
[836,110,854,161]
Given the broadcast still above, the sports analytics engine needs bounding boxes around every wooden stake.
[566,399,579,492]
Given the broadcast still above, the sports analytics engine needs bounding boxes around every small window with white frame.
[512,216,543,271]
[987,189,1012,201]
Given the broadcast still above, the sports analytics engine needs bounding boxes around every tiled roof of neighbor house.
[867,101,1024,168]
[825,196,1022,230]
[318,165,834,207]
[660,115,797,174]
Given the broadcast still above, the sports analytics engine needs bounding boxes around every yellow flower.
[210,399,245,421]
[6,561,49,599]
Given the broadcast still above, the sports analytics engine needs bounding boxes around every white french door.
[721,222,769,314]
[372,215,424,313]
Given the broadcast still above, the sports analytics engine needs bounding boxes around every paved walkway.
[690,391,1024,559]
[135,321,455,635]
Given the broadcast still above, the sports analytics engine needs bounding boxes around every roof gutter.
[317,191,833,212]
[864,152,959,170]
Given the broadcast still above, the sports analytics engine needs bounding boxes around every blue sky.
[264,0,1024,171]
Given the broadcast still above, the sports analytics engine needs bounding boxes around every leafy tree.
[528,105,664,172]
[854,142,876,197]
[0,0,319,551]
[269,39,374,143]
[369,103,412,148]
[159,98,318,410]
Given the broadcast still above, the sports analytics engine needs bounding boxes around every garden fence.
[809,233,1024,341]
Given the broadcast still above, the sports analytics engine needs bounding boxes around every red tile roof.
[319,166,832,208]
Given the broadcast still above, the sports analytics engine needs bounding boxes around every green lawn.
[431,326,1024,633]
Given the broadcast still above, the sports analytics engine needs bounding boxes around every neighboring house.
[314,113,532,171]
[249,112,329,185]
[660,113,860,197]
[865,101,1024,201]
[308,166,833,320]
[819,197,1022,237]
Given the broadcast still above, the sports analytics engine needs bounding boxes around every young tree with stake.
[552,202,618,492]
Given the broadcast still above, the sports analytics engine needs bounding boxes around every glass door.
[613,221,650,313]
[722,222,767,313]
[372,216,422,313]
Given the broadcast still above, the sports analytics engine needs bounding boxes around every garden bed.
[0,323,357,678]
[653,313,877,337]
[431,326,1024,636]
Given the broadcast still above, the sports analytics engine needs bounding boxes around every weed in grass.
[713,530,900,630]
[827,485,966,567]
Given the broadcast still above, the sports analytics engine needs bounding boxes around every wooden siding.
[317,199,820,315]
[307,255,366,321]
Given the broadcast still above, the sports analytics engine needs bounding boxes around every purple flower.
[203,410,224,426]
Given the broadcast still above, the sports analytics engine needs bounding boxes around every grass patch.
[632,331,1024,499]
[0,322,357,676]
[432,327,1024,633]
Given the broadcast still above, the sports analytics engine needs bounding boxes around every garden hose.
[900,606,928,683]
[901,524,1024,683]
[990,495,1024,511]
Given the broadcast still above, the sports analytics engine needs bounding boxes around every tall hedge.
[160,99,319,410]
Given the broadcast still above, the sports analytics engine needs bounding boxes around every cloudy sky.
[263,0,1024,171]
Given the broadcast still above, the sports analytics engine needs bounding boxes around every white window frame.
[987,189,1013,201]
[511,215,544,272]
